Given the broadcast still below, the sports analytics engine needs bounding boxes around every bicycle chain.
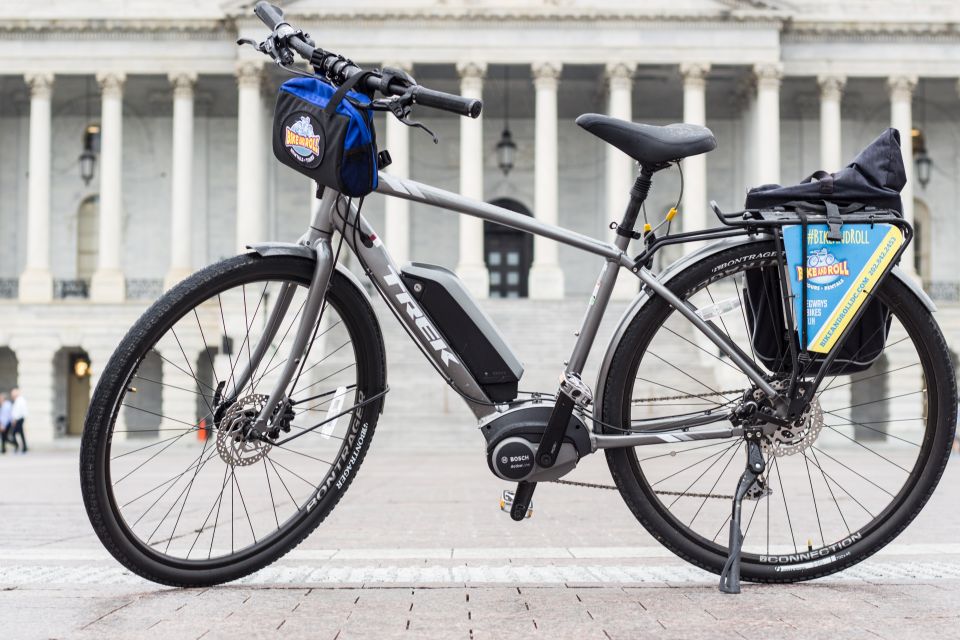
[631,388,747,404]
[547,478,732,500]
[547,388,747,499]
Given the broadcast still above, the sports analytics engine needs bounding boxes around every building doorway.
[77,195,99,281]
[484,198,534,298]
[123,350,163,438]
[53,347,92,436]
[0,347,17,395]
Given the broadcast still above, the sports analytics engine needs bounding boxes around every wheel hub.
[216,394,272,466]
[753,379,823,458]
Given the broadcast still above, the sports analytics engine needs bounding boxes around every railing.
[54,279,90,299]
[928,281,960,303]
[126,278,164,301]
[0,279,17,299]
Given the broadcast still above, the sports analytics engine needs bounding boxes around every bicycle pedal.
[499,490,533,518]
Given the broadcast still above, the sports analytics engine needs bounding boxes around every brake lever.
[375,91,439,144]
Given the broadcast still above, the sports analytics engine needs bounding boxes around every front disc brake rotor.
[216,393,272,466]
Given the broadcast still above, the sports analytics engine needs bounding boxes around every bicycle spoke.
[688,441,742,526]
[772,457,798,554]
[821,425,911,473]
[809,448,851,535]
[812,445,897,498]
[666,441,742,508]
[803,452,825,547]
[822,410,921,447]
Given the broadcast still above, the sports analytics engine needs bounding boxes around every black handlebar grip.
[254,1,287,30]
[412,86,483,118]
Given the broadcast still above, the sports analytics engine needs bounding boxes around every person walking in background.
[9,388,27,454]
[0,393,10,454]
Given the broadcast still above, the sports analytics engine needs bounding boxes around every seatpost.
[613,166,656,251]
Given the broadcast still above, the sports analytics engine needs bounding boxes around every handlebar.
[251,1,481,119]
[253,1,287,31]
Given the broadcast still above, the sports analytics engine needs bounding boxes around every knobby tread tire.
[601,241,957,584]
[80,254,386,587]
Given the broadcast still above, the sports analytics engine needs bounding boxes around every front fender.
[246,241,370,300]
[592,235,935,423]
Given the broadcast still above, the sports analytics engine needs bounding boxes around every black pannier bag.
[743,129,905,376]
[272,75,378,198]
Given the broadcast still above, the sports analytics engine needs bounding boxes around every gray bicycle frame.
[239,171,778,447]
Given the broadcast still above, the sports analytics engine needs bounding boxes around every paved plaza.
[1,415,959,640]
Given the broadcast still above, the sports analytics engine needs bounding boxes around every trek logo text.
[384,266,460,368]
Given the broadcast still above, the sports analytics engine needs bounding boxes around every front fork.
[220,189,339,435]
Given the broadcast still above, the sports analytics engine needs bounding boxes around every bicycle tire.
[601,240,957,583]
[80,253,386,587]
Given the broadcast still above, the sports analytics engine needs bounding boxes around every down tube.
[332,201,495,419]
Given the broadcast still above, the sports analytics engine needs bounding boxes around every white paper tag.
[319,386,348,439]
[695,297,742,322]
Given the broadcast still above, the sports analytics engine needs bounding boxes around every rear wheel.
[601,241,957,583]
[80,254,386,587]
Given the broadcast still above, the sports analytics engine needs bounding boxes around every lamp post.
[913,86,933,189]
[79,79,100,185]
[496,127,516,176]
[915,147,932,189]
[496,67,517,176]
[912,128,932,189]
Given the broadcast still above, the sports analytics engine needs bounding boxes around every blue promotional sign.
[783,223,904,354]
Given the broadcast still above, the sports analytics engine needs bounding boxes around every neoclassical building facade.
[1,0,959,441]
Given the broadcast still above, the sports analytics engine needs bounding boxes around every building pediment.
[225,0,789,22]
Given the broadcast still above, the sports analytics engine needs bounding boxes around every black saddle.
[576,114,716,166]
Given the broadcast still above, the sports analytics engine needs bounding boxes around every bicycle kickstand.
[718,430,766,594]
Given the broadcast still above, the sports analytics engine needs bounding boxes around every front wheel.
[601,240,956,583]
[81,254,386,587]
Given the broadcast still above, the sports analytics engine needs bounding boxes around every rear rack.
[709,200,907,231]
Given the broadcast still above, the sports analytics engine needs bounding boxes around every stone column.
[10,337,59,443]
[818,75,846,172]
[90,72,127,303]
[888,75,917,275]
[740,81,758,193]
[754,64,783,186]
[605,62,638,300]
[19,73,55,303]
[236,62,267,253]
[681,63,711,249]
[384,61,413,265]
[165,72,197,290]
[529,61,564,299]
[455,61,489,297]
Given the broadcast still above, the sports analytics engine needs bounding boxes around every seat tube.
[565,167,652,375]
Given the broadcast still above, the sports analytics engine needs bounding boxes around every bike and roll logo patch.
[283,113,325,167]
[784,223,904,354]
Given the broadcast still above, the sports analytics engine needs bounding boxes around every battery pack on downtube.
[535,393,576,468]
